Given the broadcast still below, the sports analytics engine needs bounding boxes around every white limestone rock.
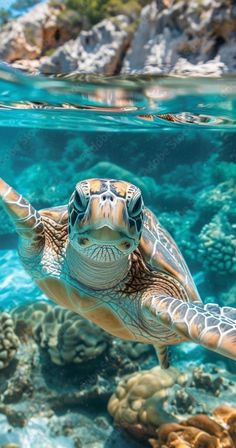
[122,0,236,75]
[40,15,132,75]
[0,3,76,62]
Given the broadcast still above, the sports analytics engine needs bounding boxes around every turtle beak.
[87,226,127,243]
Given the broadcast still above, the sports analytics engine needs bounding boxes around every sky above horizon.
[0,0,14,7]
[0,0,45,9]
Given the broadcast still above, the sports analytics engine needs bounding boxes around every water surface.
[0,63,235,447]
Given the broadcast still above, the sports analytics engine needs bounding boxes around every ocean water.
[0,63,236,447]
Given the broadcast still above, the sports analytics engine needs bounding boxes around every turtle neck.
[67,244,130,290]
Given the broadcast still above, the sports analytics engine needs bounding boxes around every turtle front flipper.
[143,294,236,361]
[0,178,44,243]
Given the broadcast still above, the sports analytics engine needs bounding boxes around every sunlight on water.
[0,63,236,130]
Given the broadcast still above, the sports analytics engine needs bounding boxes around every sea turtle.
[1,177,236,368]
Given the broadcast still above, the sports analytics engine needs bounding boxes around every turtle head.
[68,178,144,262]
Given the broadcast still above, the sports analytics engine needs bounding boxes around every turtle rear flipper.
[0,178,44,243]
[153,344,170,369]
[144,295,236,361]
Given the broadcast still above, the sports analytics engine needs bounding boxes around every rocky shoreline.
[0,0,236,76]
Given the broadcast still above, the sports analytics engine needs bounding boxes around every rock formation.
[1,0,236,75]
[0,2,80,64]
[123,0,236,75]
[40,15,132,75]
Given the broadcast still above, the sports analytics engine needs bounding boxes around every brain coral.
[37,306,109,365]
[0,312,19,369]
[107,366,188,438]
[198,214,236,275]
[13,303,109,365]
[12,301,53,340]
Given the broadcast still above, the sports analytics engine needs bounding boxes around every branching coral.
[196,180,235,216]
[196,164,236,279]
[191,367,224,397]
[108,366,188,438]
[0,312,19,369]
[198,214,236,275]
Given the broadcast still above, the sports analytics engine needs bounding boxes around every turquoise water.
[0,63,236,447]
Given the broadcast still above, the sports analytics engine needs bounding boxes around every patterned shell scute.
[39,205,68,225]
[139,208,201,303]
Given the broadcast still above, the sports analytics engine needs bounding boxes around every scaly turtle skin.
[1,177,236,369]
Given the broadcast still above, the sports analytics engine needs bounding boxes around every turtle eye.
[128,194,143,217]
[74,188,88,212]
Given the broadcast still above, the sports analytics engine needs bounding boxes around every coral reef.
[190,367,224,397]
[0,301,155,446]
[108,366,189,438]
[12,301,52,334]
[36,307,109,366]
[0,300,235,447]
[108,363,236,442]
[196,180,236,216]
[1,343,34,405]
[12,300,153,374]
[0,313,19,370]
[198,214,236,276]
[154,406,236,448]
[13,303,109,365]
[214,405,236,443]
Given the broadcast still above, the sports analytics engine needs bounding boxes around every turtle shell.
[139,208,201,303]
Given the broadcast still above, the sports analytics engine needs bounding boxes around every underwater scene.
[0,63,236,448]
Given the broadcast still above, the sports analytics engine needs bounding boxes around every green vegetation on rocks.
[0,8,10,25]
[50,0,151,26]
